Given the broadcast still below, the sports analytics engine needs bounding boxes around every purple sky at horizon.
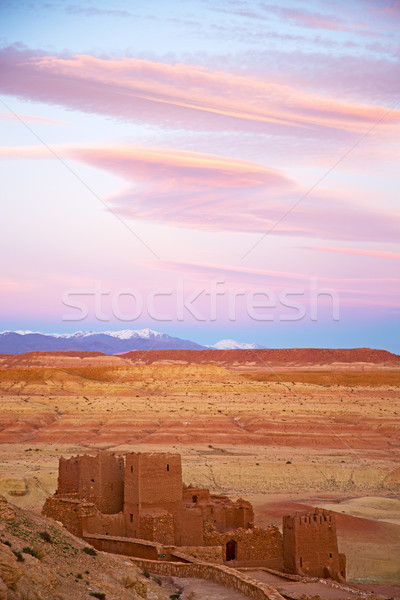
[0,0,399,351]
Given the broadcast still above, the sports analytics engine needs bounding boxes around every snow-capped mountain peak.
[102,328,164,340]
[0,329,204,354]
[212,339,261,350]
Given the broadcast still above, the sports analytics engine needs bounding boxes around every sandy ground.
[0,363,399,585]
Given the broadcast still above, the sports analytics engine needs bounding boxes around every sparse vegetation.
[142,569,150,578]
[12,550,24,562]
[90,593,106,600]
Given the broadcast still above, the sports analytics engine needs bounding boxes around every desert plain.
[0,348,399,589]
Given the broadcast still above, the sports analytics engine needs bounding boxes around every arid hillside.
[0,494,174,599]
[0,351,399,586]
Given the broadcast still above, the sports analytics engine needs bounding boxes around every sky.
[0,0,399,351]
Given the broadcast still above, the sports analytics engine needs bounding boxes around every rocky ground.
[0,495,180,599]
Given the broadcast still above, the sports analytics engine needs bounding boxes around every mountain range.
[0,329,261,355]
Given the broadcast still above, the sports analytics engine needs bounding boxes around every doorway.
[225,539,237,561]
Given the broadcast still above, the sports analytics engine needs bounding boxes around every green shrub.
[22,546,44,559]
[142,570,150,578]
[83,546,97,556]
[39,531,52,543]
[153,576,162,585]
[12,550,24,562]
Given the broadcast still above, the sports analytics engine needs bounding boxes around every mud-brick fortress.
[43,451,346,582]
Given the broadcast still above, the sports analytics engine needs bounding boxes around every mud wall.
[129,557,286,600]
[204,525,283,568]
[83,511,125,537]
[42,497,97,537]
[56,452,124,514]
[139,512,175,545]
[83,533,160,560]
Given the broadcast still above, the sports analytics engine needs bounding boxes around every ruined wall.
[224,499,254,531]
[283,508,345,581]
[56,452,124,514]
[78,452,124,514]
[182,487,211,504]
[204,525,283,568]
[181,491,254,536]
[42,497,97,538]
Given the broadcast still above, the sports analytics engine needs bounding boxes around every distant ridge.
[0,347,399,369]
[121,347,400,366]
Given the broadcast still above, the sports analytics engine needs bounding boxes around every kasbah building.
[43,450,346,582]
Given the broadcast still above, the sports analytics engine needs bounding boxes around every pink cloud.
[1,143,399,244]
[69,146,400,243]
[0,111,67,125]
[271,6,352,32]
[304,246,400,261]
[138,258,399,308]
[1,46,399,138]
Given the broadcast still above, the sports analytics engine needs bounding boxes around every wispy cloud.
[304,246,400,261]
[1,46,399,139]
[65,5,133,18]
[0,111,67,125]
[139,257,399,308]
[1,143,399,244]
